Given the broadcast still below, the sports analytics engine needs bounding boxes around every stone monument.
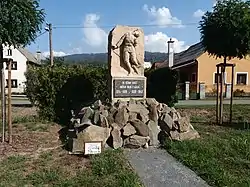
[108,25,146,101]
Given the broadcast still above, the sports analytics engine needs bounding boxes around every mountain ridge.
[64,51,168,63]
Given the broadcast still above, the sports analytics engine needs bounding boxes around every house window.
[191,73,196,82]
[7,49,12,56]
[214,73,221,84]
[5,79,18,88]
[5,61,17,70]
[214,72,227,84]
[236,73,247,85]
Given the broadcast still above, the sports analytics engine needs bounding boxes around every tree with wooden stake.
[7,59,12,144]
[0,0,45,143]
[199,0,250,125]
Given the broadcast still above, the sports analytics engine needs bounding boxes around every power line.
[53,22,199,29]
[36,31,47,38]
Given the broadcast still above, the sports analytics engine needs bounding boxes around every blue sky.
[28,0,216,57]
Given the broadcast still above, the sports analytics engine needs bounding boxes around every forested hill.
[64,51,167,63]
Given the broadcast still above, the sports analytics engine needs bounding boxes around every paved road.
[2,97,250,106]
[176,99,250,106]
[1,97,31,106]
[126,147,209,187]
[8,99,31,105]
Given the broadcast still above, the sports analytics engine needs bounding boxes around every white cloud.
[82,13,108,48]
[143,4,183,28]
[42,13,189,55]
[145,32,189,53]
[193,9,205,18]
[42,51,68,59]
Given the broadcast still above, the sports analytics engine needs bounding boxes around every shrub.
[146,67,178,106]
[233,89,245,97]
[25,64,108,125]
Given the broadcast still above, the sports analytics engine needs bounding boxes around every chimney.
[167,38,174,68]
[36,51,41,63]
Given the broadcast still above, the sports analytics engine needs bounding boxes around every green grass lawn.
[176,104,250,125]
[166,105,250,186]
[0,149,142,187]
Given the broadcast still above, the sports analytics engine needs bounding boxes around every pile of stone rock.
[69,98,200,153]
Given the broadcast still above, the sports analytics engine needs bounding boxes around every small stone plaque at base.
[84,141,103,155]
[111,77,146,101]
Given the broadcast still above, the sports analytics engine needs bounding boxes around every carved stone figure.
[108,25,146,101]
[112,30,142,75]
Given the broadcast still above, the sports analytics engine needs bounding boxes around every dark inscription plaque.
[113,79,145,98]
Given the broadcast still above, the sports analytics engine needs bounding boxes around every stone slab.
[111,76,146,101]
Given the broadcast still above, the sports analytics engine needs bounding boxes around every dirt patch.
[12,107,37,117]
[178,108,215,119]
[0,106,38,119]
[0,123,61,160]
[0,120,91,180]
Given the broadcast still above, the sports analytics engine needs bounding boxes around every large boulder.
[175,116,191,133]
[114,106,129,128]
[148,104,158,122]
[111,127,123,149]
[99,114,109,128]
[124,135,150,149]
[130,119,149,137]
[146,98,158,106]
[161,113,174,131]
[123,123,137,137]
[147,120,160,146]
[170,130,200,141]
[72,125,110,153]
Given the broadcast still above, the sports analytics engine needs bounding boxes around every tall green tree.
[199,0,250,124]
[0,0,45,143]
[0,0,45,48]
[199,0,250,60]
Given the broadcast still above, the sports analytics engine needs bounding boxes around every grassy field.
[166,104,250,187]
[177,104,250,127]
[0,107,142,187]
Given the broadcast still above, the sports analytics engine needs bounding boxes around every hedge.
[25,64,177,126]
[145,67,178,107]
[25,64,108,125]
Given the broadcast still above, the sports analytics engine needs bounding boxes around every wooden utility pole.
[0,46,6,143]
[48,23,54,67]
[7,59,12,144]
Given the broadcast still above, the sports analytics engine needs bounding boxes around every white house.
[2,45,41,93]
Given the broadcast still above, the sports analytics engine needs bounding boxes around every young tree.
[199,0,250,124]
[0,0,45,143]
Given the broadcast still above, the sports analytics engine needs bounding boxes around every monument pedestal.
[110,76,146,102]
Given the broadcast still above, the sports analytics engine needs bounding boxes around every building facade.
[155,41,250,99]
[2,45,40,93]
